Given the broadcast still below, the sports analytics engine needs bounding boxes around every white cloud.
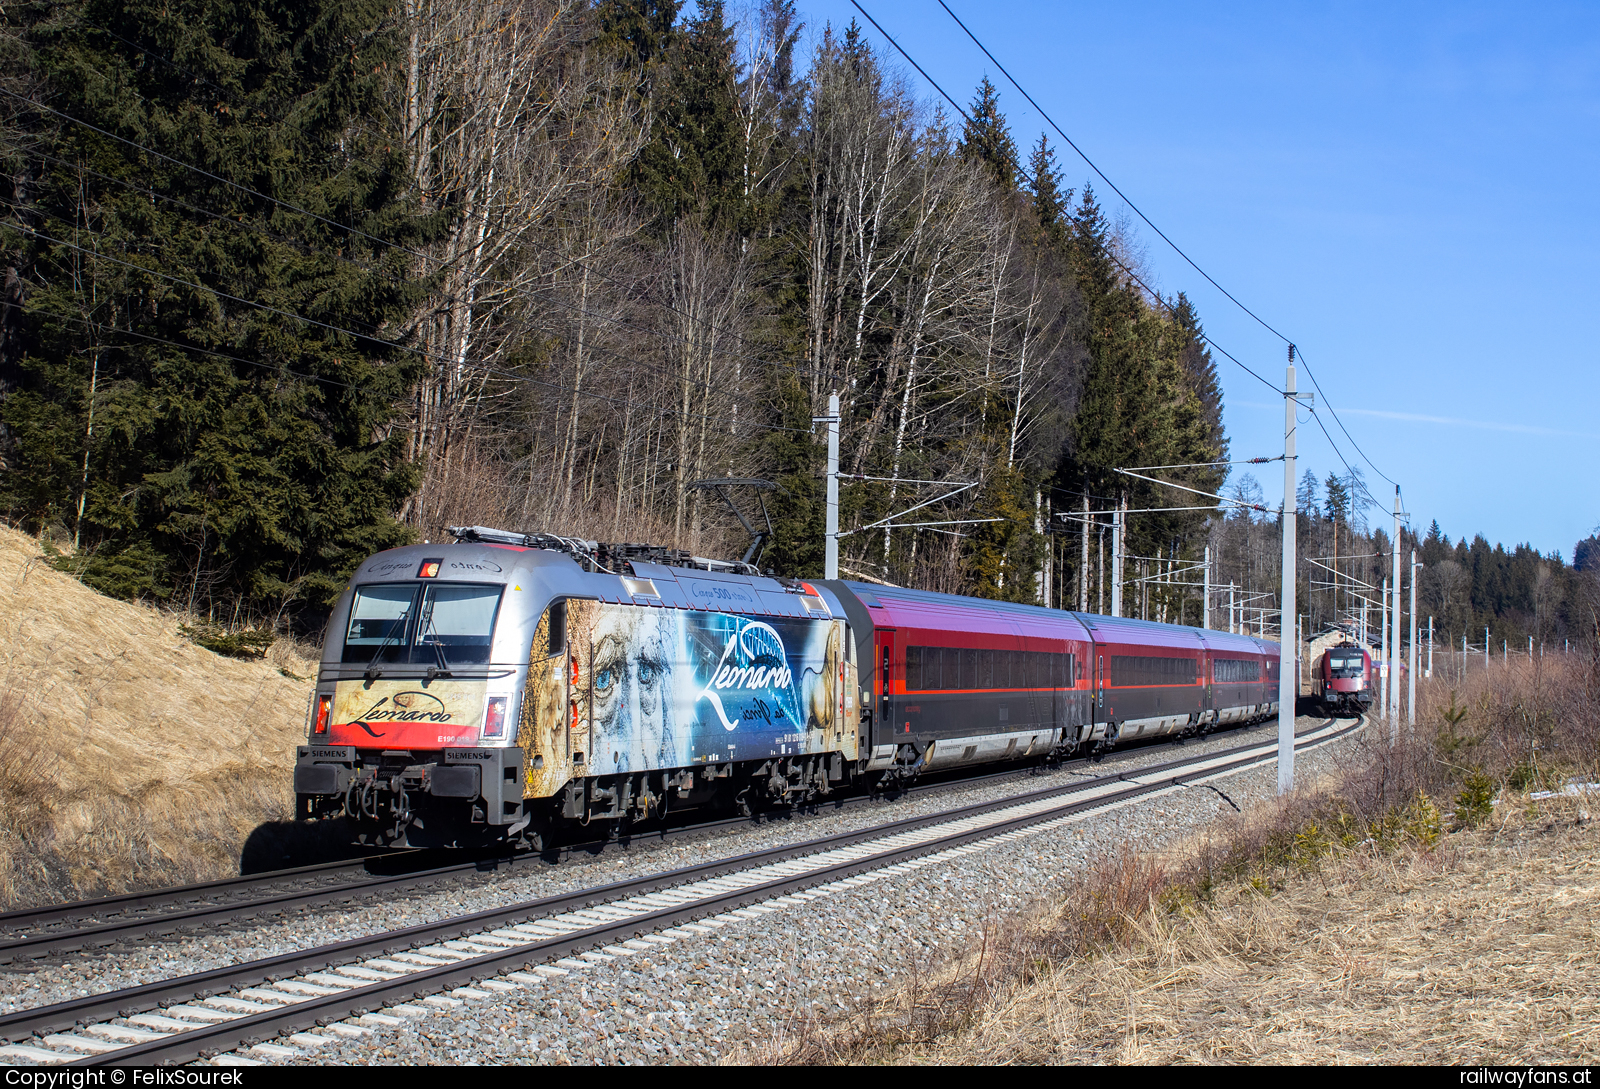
[1230,402,1597,440]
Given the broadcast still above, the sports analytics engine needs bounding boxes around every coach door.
[1094,644,1108,728]
[874,628,897,737]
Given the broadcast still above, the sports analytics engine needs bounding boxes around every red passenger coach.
[819,581,1282,776]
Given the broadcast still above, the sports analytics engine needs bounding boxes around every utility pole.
[1097,524,1105,614]
[1279,348,1311,795]
[1079,493,1089,611]
[1427,616,1434,679]
[1388,488,1403,737]
[823,391,840,580]
[1408,551,1420,729]
[1380,578,1389,720]
[1229,583,1236,633]
[1035,492,1048,605]
[1203,546,1211,630]
[1111,494,1124,617]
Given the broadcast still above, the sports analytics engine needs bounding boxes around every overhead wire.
[933,0,1294,348]
[1289,345,1399,488]
[845,0,1283,398]
[922,1,1398,486]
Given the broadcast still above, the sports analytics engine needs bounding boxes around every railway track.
[0,720,1272,964]
[0,715,1359,1066]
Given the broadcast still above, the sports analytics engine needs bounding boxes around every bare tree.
[396,0,647,529]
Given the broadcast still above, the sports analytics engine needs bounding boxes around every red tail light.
[313,694,332,735]
[483,696,508,739]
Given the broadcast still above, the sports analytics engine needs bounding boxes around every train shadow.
[238,817,371,874]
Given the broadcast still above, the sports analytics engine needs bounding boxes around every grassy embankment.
[758,656,1600,1065]
[0,525,319,908]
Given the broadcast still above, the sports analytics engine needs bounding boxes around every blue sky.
[783,0,1600,557]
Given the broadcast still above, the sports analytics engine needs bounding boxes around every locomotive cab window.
[342,583,504,665]
[1328,653,1364,678]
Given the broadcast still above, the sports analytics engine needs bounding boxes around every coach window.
[908,646,934,687]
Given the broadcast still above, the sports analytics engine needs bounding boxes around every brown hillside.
[0,525,318,907]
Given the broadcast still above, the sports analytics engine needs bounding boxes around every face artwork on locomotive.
[520,599,852,799]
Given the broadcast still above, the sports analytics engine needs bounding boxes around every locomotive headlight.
[313,693,332,735]
[483,696,509,739]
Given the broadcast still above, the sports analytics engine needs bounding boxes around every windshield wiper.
[364,607,410,682]
[420,595,453,682]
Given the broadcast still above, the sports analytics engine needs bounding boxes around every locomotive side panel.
[519,598,853,797]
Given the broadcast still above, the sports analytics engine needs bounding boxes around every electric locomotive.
[293,526,1281,849]
[1312,642,1373,715]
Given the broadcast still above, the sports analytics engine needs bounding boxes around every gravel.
[260,718,1358,1066]
[0,715,1356,1065]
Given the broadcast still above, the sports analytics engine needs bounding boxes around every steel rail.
[0,854,430,938]
[0,720,1273,962]
[81,717,1358,1066]
[0,717,1356,1059]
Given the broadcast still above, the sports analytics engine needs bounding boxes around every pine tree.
[1061,186,1146,498]
[1575,534,1600,572]
[0,0,435,613]
[1298,470,1320,516]
[1324,473,1351,524]
[633,0,743,229]
[1170,292,1226,467]
[1026,133,1070,247]
[595,0,682,71]
[960,77,1020,192]
[1058,186,1220,606]
[965,462,1042,603]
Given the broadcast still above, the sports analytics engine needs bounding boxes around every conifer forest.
[0,0,1591,654]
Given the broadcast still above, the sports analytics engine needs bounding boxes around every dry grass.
[758,786,1600,1066]
[0,524,319,907]
[852,805,1596,1064]
[752,658,1600,1066]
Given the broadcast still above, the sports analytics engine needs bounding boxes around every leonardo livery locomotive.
[294,527,1281,848]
